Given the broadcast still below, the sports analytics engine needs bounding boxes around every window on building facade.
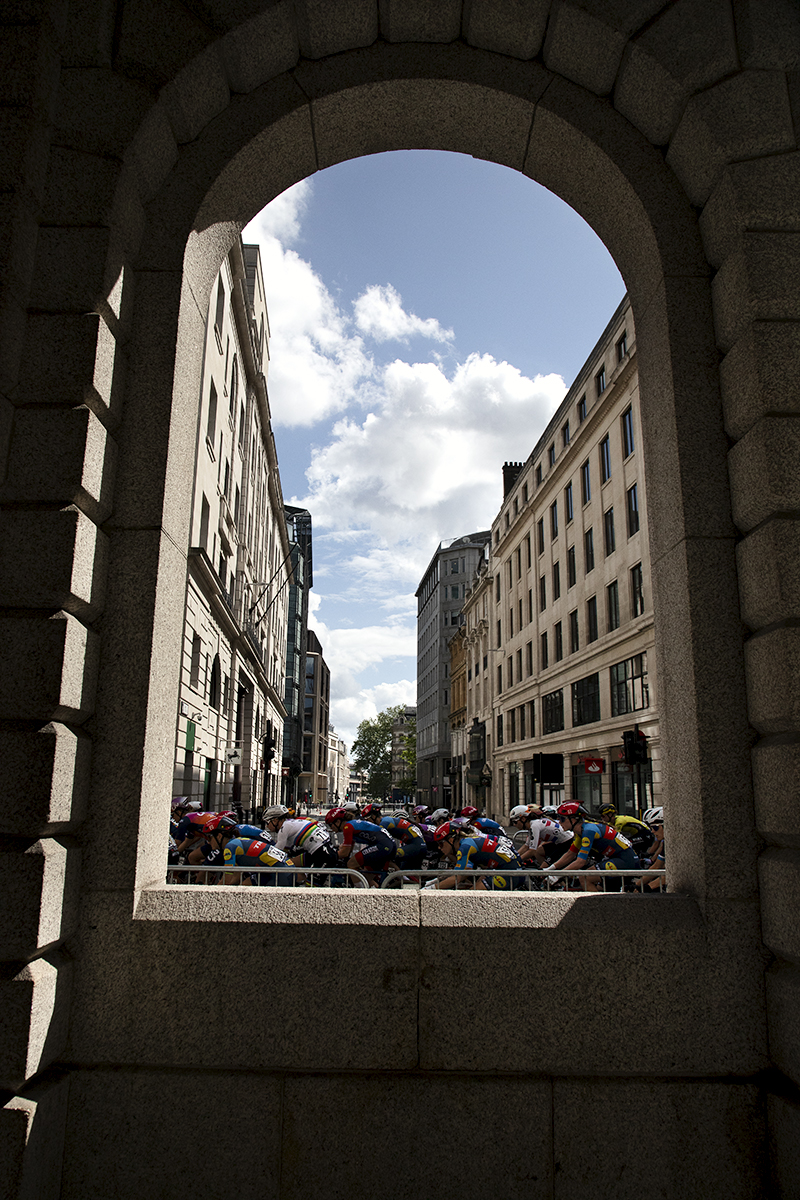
[199,495,210,551]
[526,641,533,676]
[206,380,217,445]
[483,655,487,672]
[569,608,579,653]
[541,630,548,670]
[572,672,601,726]
[508,607,514,637]
[529,700,536,737]
[631,563,645,616]
[519,703,526,740]
[230,356,238,416]
[551,500,558,539]
[567,545,576,588]
[497,664,503,694]
[539,575,547,611]
[548,442,555,467]
[535,463,542,485]
[496,573,501,602]
[516,545,522,579]
[510,707,516,742]
[537,518,545,555]
[190,632,202,689]
[585,528,595,573]
[617,330,628,361]
[555,621,563,662]
[513,497,518,516]
[600,434,611,483]
[627,483,640,536]
[497,713,504,747]
[587,595,598,643]
[519,597,523,629]
[526,534,532,568]
[578,395,587,423]
[552,561,561,601]
[563,420,570,447]
[565,481,573,523]
[523,483,529,502]
[581,459,591,504]
[611,652,649,716]
[543,689,564,733]
[528,588,533,623]
[214,277,225,339]
[596,366,606,394]
[622,405,635,457]
[607,580,620,631]
[497,619,502,648]
[507,656,513,688]
[516,647,522,680]
[604,507,616,556]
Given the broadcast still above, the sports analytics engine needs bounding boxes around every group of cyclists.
[168,796,666,893]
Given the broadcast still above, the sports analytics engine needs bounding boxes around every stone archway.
[2,4,799,1196]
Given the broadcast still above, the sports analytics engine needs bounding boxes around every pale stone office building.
[416,532,491,808]
[298,629,331,809]
[173,239,291,815]
[327,726,349,807]
[461,297,660,818]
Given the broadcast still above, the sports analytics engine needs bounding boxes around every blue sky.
[242,150,624,751]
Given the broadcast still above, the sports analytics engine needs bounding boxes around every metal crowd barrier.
[166,864,370,888]
[381,868,667,892]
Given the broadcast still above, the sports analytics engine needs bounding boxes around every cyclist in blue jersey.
[275,814,337,880]
[429,820,523,891]
[325,807,396,886]
[202,813,296,886]
[381,812,427,873]
[549,802,637,891]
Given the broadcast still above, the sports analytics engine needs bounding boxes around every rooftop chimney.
[502,461,524,498]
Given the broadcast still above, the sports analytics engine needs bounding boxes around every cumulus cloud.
[299,353,566,549]
[353,284,453,344]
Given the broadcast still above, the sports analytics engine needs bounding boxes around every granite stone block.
[553,1078,764,1200]
[0,1075,70,1200]
[463,0,549,59]
[768,1092,800,1199]
[737,518,800,632]
[668,70,795,206]
[0,506,107,620]
[0,406,117,523]
[614,0,739,145]
[751,735,800,849]
[124,99,179,206]
[543,1,627,96]
[61,0,116,68]
[221,1,300,94]
[734,0,800,69]
[759,848,800,965]
[0,840,79,962]
[700,152,800,269]
[60,1067,281,1200]
[0,612,99,725]
[41,145,120,225]
[729,416,800,534]
[0,954,71,1092]
[296,0,378,59]
[27,226,111,313]
[720,321,800,442]
[0,723,91,836]
[766,960,800,1086]
[159,43,231,145]
[712,232,800,354]
[0,109,52,200]
[379,0,462,44]
[114,0,214,89]
[54,66,153,158]
[0,20,60,119]
[745,626,800,736]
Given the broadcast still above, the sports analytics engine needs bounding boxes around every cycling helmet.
[392,809,410,820]
[433,820,466,843]
[413,805,429,816]
[557,802,588,819]
[541,806,559,818]
[509,805,533,821]
[643,806,664,825]
[263,804,289,821]
[343,801,359,813]
[460,805,479,818]
[204,813,239,837]
[431,808,449,822]
[598,802,617,817]
[325,807,349,825]
[362,804,382,821]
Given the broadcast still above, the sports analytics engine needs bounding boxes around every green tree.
[351,704,414,800]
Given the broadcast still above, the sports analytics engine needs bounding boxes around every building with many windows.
[327,726,349,808]
[281,505,313,806]
[173,239,291,817]
[460,296,659,819]
[416,532,491,809]
[298,629,330,810]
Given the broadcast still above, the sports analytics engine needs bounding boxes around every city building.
[298,629,331,810]
[415,532,491,809]
[327,726,349,807]
[461,295,658,819]
[172,238,291,816]
[390,705,416,804]
[281,505,313,806]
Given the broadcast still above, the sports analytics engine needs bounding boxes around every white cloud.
[353,284,453,344]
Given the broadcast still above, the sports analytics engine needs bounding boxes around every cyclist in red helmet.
[326,808,396,887]
[429,820,523,891]
[548,802,637,891]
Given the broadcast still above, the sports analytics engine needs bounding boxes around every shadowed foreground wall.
[1,2,800,1196]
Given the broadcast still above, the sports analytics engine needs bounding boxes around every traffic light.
[262,719,277,765]
[622,728,648,765]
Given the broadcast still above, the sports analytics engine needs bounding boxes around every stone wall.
[2,2,799,1195]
